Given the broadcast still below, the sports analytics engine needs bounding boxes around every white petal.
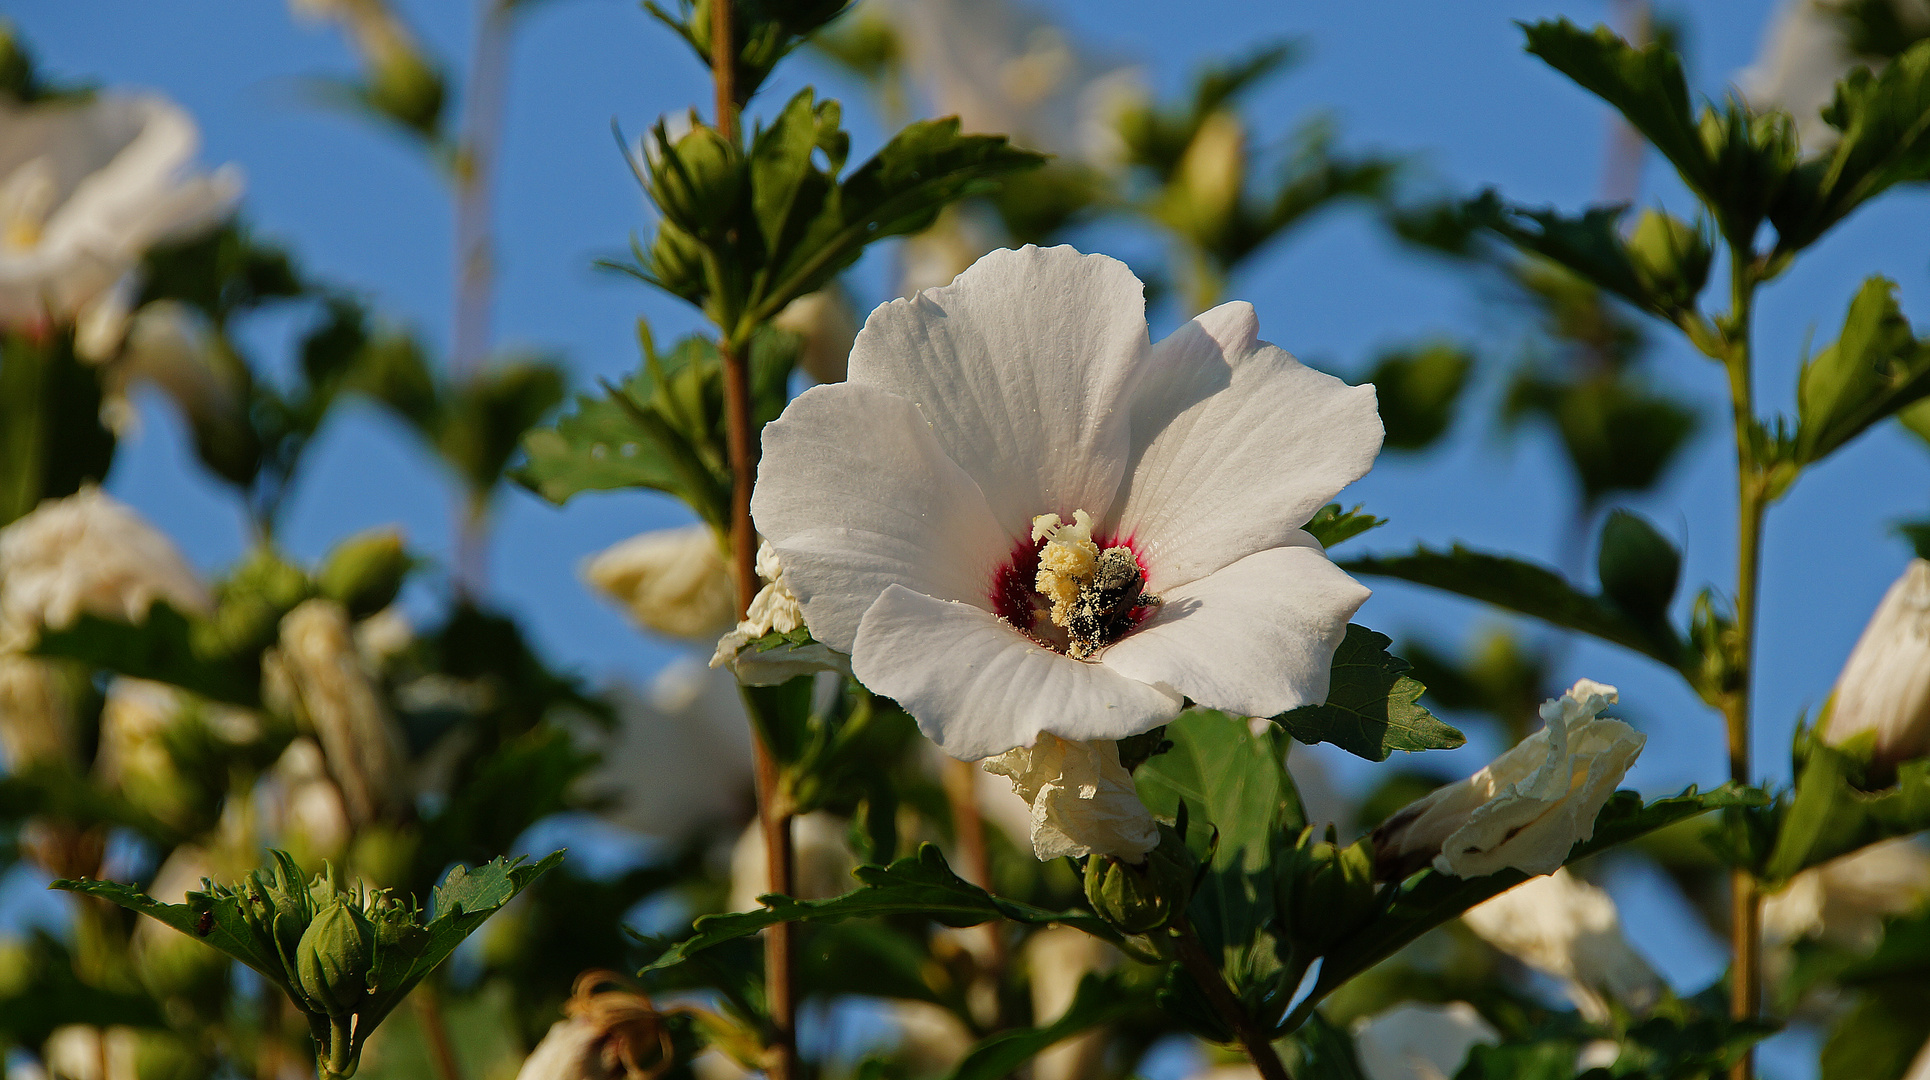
[1112,301,1382,592]
[851,584,1180,760]
[753,383,1010,651]
[845,245,1146,536]
[1098,538,1368,718]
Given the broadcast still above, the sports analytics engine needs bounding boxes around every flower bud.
[317,527,410,619]
[207,546,312,658]
[582,525,734,641]
[646,123,743,238]
[1625,208,1710,310]
[272,599,405,827]
[1275,825,1377,960]
[649,221,708,302]
[1169,110,1245,246]
[1083,824,1195,935]
[1596,509,1680,623]
[1820,560,1930,776]
[295,897,374,1017]
[981,734,1159,863]
[1372,679,1642,879]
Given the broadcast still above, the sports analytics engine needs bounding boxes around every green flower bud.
[647,123,743,238]
[1625,208,1710,311]
[1596,510,1680,623]
[1276,826,1377,962]
[296,898,374,1017]
[649,221,708,303]
[203,547,313,657]
[1083,824,1197,936]
[317,527,410,619]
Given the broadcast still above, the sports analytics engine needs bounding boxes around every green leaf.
[1771,39,1930,253]
[514,382,690,504]
[1763,740,1930,883]
[1464,194,1655,318]
[1820,980,1930,1080]
[1796,276,1930,464]
[1291,784,1762,1032]
[1339,545,1686,670]
[33,604,260,708]
[435,358,566,494]
[1137,709,1300,871]
[943,973,1145,1080]
[1290,1011,1369,1080]
[1504,369,1700,507]
[641,844,1113,972]
[1273,625,1464,762]
[0,330,115,527]
[1521,20,1710,202]
[1453,1041,1584,1080]
[1365,342,1473,451]
[1596,509,1682,625]
[1304,504,1385,550]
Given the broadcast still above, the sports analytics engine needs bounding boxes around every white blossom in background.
[1351,1002,1499,1080]
[583,524,736,641]
[1025,926,1117,1080]
[42,1025,141,1080]
[0,485,211,652]
[728,810,858,913]
[897,202,1008,297]
[887,1001,975,1076]
[1374,679,1643,879]
[1741,0,1930,152]
[1764,837,1930,952]
[264,599,404,827]
[0,94,239,336]
[512,972,677,1080]
[983,734,1157,861]
[753,246,1381,764]
[95,678,257,824]
[1820,559,1930,770]
[0,655,76,769]
[89,298,243,437]
[256,737,352,860]
[773,284,860,384]
[1462,868,1663,1023]
[710,540,851,686]
[577,657,755,843]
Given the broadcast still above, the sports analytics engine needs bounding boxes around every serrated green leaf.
[32,603,260,707]
[1797,276,1930,464]
[1273,625,1464,763]
[641,844,1113,973]
[1304,503,1385,550]
[1771,38,1930,253]
[1464,193,1657,318]
[1521,21,1709,199]
[1763,740,1930,883]
[942,973,1145,1080]
[1339,545,1686,670]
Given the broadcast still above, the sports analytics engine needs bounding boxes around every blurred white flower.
[1742,0,1930,153]
[728,810,858,912]
[983,734,1157,862]
[1026,926,1117,1080]
[0,94,239,333]
[584,524,736,641]
[1764,837,1930,952]
[352,604,413,670]
[95,678,254,827]
[256,737,352,860]
[897,201,1007,297]
[264,599,404,827]
[88,299,244,441]
[773,284,860,384]
[1351,1002,1499,1080]
[577,657,755,843]
[1373,679,1643,879]
[888,1001,974,1076]
[711,540,851,686]
[753,246,1380,760]
[43,1025,141,1080]
[0,485,210,652]
[513,971,676,1080]
[1820,559,1930,772]
[877,0,1139,166]
[1462,868,1663,1023]
[0,654,76,769]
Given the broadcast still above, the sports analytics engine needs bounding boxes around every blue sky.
[12,2,1929,1071]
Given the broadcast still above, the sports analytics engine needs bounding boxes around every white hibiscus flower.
[752,245,1382,760]
[0,93,240,334]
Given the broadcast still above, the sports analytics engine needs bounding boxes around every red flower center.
[987,524,1155,653]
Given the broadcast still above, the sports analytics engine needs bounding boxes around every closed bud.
[1168,110,1244,245]
[1821,560,1930,777]
[649,221,708,302]
[317,527,410,619]
[207,546,313,657]
[1276,825,1377,960]
[647,123,743,238]
[296,897,374,1017]
[1625,208,1710,310]
[1596,510,1680,623]
[1082,824,1195,936]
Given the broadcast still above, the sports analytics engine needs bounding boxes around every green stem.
[1721,245,1764,1080]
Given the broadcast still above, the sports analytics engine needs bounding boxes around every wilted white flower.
[265,599,404,826]
[578,658,755,843]
[256,737,351,859]
[0,485,211,652]
[1820,559,1930,772]
[983,734,1157,862]
[1742,0,1930,152]
[0,655,76,769]
[512,971,675,1080]
[0,94,239,333]
[1373,679,1643,879]
[1462,868,1663,1023]
[728,810,859,912]
[753,245,1381,761]
[1764,837,1930,952]
[710,540,851,686]
[1026,926,1117,1080]
[583,524,736,641]
[773,284,860,384]
[1351,1002,1499,1080]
